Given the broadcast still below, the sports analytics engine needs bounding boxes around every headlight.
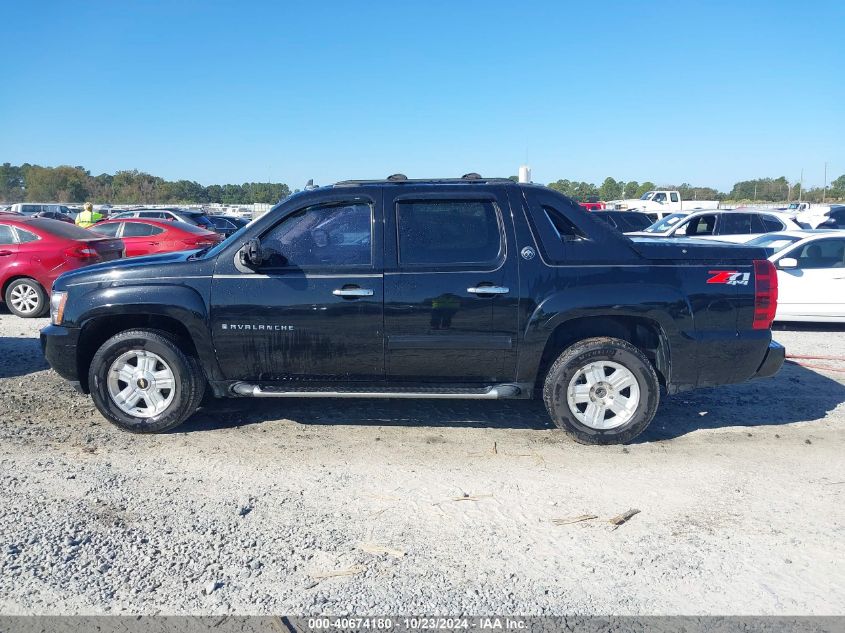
[50,291,68,325]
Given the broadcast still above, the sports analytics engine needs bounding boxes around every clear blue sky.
[2,0,843,191]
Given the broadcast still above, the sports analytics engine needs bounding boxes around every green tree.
[0,163,25,202]
[728,177,790,202]
[623,181,639,198]
[599,177,622,201]
[24,165,89,202]
[635,181,655,197]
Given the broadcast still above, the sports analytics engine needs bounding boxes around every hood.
[606,199,649,210]
[628,237,768,262]
[55,250,214,289]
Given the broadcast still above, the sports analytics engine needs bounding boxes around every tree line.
[545,175,845,203]
[2,163,843,205]
[0,163,291,205]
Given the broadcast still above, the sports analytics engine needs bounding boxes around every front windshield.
[640,191,655,200]
[746,234,801,255]
[644,213,688,233]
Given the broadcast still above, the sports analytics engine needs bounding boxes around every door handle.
[467,286,509,295]
[0,250,12,257]
[332,287,374,297]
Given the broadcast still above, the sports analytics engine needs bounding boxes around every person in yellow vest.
[75,202,102,228]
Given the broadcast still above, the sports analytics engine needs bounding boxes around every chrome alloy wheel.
[566,361,640,430]
[9,283,40,315]
[106,350,175,418]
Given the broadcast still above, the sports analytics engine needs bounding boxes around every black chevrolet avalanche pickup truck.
[40,176,785,444]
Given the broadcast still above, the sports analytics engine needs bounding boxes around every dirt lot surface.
[1,313,843,615]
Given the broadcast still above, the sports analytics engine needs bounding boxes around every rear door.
[121,222,164,256]
[383,186,519,383]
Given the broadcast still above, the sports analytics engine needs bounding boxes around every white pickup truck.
[606,190,720,220]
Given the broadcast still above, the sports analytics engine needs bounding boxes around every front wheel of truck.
[88,329,205,433]
[543,337,659,445]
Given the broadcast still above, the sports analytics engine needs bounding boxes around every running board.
[230,383,523,399]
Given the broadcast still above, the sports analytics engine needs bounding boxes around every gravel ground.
[0,312,844,615]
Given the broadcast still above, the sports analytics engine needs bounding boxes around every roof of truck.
[333,173,516,187]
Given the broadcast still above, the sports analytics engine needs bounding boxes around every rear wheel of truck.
[88,329,205,433]
[543,337,659,445]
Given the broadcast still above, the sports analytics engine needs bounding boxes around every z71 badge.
[707,270,750,286]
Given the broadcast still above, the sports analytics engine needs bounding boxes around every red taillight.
[753,259,778,330]
[65,245,98,260]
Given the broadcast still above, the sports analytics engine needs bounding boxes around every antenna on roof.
[461,172,482,180]
[304,179,318,190]
[387,173,408,181]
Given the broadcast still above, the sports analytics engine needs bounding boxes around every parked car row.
[0,213,232,318]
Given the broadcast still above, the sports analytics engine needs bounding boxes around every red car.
[88,218,223,258]
[0,217,124,318]
[578,198,606,211]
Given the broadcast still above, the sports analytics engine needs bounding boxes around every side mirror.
[239,238,263,267]
[778,257,798,269]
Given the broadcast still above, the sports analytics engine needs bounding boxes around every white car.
[748,231,845,323]
[631,209,805,243]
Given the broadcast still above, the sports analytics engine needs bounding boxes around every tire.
[5,278,48,318]
[543,336,659,445]
[88,329,205,433]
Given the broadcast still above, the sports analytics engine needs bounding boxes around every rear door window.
[0,224,14,244]
[670,192,679,203]
[122,222,157,237]
[718,213,754,235]
[397,200,503,267]
[91,223,122,237]
[681,214,717,236]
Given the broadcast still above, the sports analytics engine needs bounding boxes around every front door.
[383,186,519,383]
[0,224,20,282]
[777,237,845,319]
[210,196,384,382]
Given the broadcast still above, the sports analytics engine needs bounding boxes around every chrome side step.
[231,383,522,399]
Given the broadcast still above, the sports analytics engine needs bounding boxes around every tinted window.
[760,215,786,232]
[397,200,502,266]
[670,192,679,203]
[212,217,235,229]
[591,214,617,229]
[15,228,39,243]
[544,205,586,240]
[262,202,372,268]
[0,224,14,244]
[91,222,121,237]
[187,214,213,228]
[122,222,159,237]
[21,204,42,215]
[791,239,845,269]
[681,214,717,236]
[652,193,667,203]
[619,213,652,231]
[139,211,168,219]
[718,213,754,235]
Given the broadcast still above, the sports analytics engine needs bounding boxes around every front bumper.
[40,324,84,391]
[753,341,785,379]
